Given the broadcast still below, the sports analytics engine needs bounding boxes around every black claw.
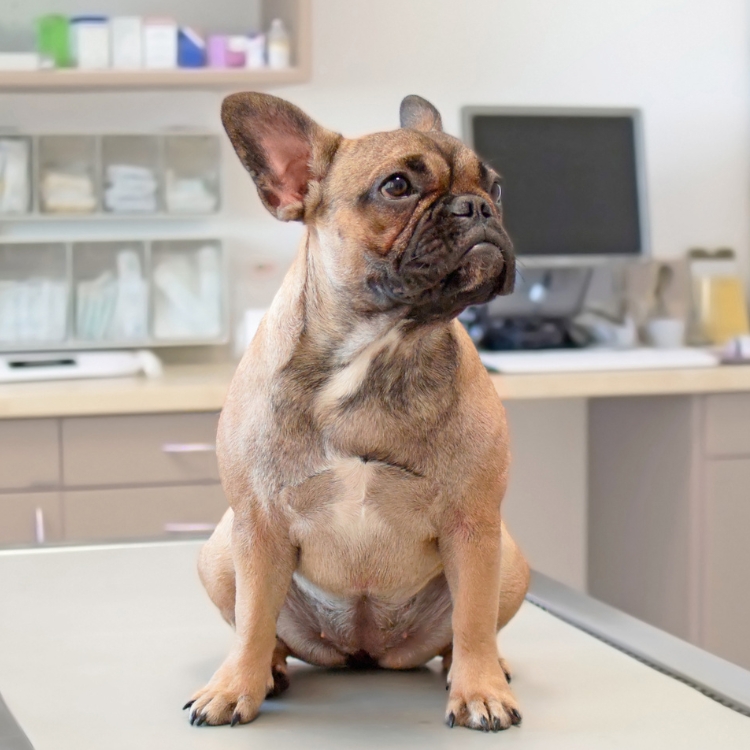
[183,699,195,711]
[230,712,241,727]
[492,717,502,732]
[511,708,522,724]
[504,670,512,684]
[447,712,455,728]
[480,715,490,732]
[189,712,197,726]
[445,683,450,691]
[196,714,207,727]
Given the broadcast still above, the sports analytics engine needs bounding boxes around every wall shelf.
[0,66,308,92]
[0,0,310,92]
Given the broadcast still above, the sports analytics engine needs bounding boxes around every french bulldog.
[185,92,530,732]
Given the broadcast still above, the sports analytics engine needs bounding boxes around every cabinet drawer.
[63,484,227,542]
[0,493,62,547]
[0,419,60,490]
[62,413,220,486]
[703,459,750,669]
[705,394,750,456]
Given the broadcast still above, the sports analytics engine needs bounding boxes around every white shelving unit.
[0,0,311,92]
[0,238,228,352]
[1,131,222,221]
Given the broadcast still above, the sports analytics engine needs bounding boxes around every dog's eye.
[490,181,502,204]
[381,174,412,198]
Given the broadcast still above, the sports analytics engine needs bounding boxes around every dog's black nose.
[449,194,493,220]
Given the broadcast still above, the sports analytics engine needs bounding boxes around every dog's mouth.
[371,233,514,321]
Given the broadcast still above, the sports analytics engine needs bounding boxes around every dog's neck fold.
[300,229,404,367]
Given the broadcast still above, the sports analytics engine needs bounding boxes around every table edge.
[527,571,750,717]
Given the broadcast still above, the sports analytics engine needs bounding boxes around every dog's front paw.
[184,658,274,726]
[445,665,521,732]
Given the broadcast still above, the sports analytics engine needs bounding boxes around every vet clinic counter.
[2,362,750,418]
[0,541,749,750]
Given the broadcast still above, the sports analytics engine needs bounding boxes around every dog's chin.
[375,242,514,324]
[445,242,515,299]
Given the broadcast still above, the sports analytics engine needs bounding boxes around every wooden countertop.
[1,361,750,419]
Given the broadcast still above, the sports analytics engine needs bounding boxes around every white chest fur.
[289,455,442,601]
[314,324,402,415]
[328,457,381,535]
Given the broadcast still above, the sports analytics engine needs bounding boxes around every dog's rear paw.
[499,656,513,684]
[445,669,521,732]
[267,663,290,698]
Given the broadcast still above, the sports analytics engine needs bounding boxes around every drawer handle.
[164,523,217,534]
[35,508,45,544]
[161,443,216,453]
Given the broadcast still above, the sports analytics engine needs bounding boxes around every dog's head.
[223,92,515,322]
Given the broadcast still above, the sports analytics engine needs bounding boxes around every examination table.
[1,541,749,749]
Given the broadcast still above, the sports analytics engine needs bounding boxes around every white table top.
[0,541,749,749]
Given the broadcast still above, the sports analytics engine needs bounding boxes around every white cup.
[646,318,685,349]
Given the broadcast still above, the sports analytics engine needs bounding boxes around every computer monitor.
[462,107,650,264]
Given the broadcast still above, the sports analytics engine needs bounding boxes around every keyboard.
[479,347,720,374]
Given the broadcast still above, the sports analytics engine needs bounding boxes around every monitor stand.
[461,265,595,351]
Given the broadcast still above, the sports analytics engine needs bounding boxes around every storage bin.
[72,241,148,342]
[0,136,32,214]
[163,135,220,214]
[0,243,68,344]
[38,135,98,214]
[101,135,160,214]
[151,239,223,340]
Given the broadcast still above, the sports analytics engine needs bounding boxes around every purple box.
[207,35,228,68]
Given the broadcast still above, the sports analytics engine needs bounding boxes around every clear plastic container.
[267,18,290,69]
[163,135,220,214]
[0,136,32,215]
[72,241,148,342]
[151,239,223,340]
[101,135,160,214]
[0,243,68,345]
[38,135,98,214]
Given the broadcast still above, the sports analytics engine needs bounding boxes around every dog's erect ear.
[399,95,443,133]
[222,92,342,221]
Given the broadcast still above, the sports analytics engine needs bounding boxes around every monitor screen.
[468,111,644,257]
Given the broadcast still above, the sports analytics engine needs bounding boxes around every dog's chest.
[285,456,441,600]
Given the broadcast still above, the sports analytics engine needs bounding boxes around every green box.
[36,15,71,68]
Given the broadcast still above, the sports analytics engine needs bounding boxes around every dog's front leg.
[186,505,296,726]
[441,513,522,732]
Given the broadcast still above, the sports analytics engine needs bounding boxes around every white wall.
[286,0,750,271]
[2,0,748,283]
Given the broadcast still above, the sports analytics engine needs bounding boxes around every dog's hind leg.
[198,508,236,625]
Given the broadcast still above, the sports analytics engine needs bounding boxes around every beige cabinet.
[0,412,225,548]
[589,393,750,670]
[62,413,219,486]
[703,458,750,668]
[0,493,63,545]
[64,484,228,543]
[0,419,60,490]
[705,394,750,456]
